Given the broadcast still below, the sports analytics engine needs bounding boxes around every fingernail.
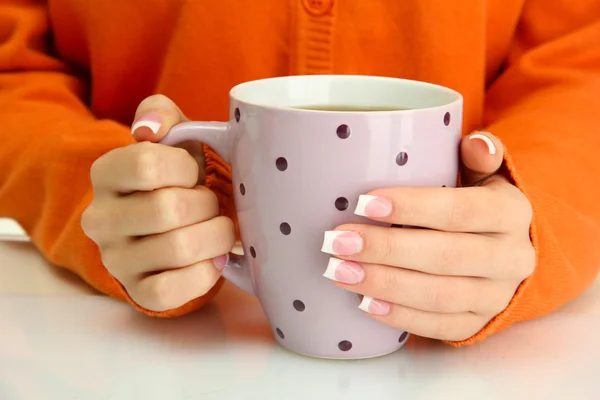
[321,231,363,256]
[469,133,496,155]
[323,257,364,284]
[354,195,392,218]
[359,296,391,316]
[212,254,228,271]
[132,113,162,135]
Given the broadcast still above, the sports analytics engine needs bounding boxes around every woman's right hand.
[82,95,235,312]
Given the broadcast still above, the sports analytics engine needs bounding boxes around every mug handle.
[159,121,255,295]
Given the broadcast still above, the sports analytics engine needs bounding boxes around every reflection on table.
[1,241,599,400]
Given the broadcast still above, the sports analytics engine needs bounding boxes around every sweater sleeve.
[453,1,600,345]
[0,1,232,316]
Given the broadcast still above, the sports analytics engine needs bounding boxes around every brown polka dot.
[276,157,288,171]
[444,112,450,126]
[234,108,241,123]
[250,246,256,258]
[338,340,353,351]
[399,331,408,343]
[240,183,246,195]
[280,222,291,235]
[442,185,446,188]
[336,124,351,139]
[335,197,349,211]
[396,152,408,166]
[293,300,305,312]
[276,328,285,339]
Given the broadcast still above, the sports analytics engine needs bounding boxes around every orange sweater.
[0,0,599,345]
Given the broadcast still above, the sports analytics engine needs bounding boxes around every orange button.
[302,0,334,16]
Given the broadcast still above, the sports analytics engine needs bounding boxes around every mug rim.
[229,74,463,113]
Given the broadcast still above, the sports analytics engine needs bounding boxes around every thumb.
[131,94,189,142]
[460,131,504,186]
[131,94,206,183]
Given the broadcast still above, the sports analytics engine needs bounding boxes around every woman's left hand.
[321,132,536,342]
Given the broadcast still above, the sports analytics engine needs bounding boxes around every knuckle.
[165,230,193,266]
[90,148,124,188]
[516,197,534,229]
[130,143,164,187]
[80,206,97,238]
[501,187,533,231]
[512,244,536,279]
[89,153,115,189]
[146,274,175,310]
[89,158,104,187]
[81,204,109,242]
[152,189,184,229]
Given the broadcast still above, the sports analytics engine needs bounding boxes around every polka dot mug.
[160,75,463,359]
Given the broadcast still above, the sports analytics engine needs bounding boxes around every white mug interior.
[230,75,462,111]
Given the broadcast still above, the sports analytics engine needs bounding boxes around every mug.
[160,75,463,359]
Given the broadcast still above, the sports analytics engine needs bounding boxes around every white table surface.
[1,220,599,399]
[0,218,28,241]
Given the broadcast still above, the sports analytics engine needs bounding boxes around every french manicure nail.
[321,231,363,256]
[323,257,364,284]
[354,195,392,218]
[359,296,391,316]
[212,254,228,271]
[469,133,497,155]
[131,113,162,135]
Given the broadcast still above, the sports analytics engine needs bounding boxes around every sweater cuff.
[203,143,239,233]
[446,146,539,346]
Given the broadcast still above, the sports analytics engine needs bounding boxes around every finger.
[107,216,236,275]
[460,131,504,186]
[323,258,502,314]
[358,300,487,341]
[321,226,507,278]
[356,181,522,233]
[131,259,222,312]
[131,94,189,142]
[90,142,199,193]
[110,186,219,237]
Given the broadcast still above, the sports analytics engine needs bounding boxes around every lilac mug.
[160,75,463,359]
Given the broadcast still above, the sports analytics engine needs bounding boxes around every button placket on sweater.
[293,0,336,74]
